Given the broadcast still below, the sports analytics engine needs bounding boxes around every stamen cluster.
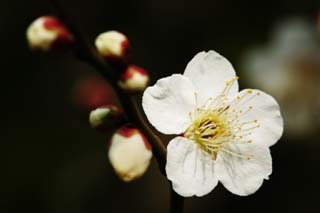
[184,77,260,160]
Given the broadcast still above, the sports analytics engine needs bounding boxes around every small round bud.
[108,125,152,182]
[95,31,130,66]
[26,16,74,51]
[118,65,149,91]
[89,105,124,132]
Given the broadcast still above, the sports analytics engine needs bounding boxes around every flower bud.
[108,125,152,182]
[95,31,130,66]
[26,16,74,51]
[118,65,149,91]
[89,105,124,132]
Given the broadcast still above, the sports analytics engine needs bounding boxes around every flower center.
[184,77,260,160]
[184,107,229,160]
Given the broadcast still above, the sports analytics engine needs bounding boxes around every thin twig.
[170,187,185,213]
[49,0,167,172]
[48,1,184,212]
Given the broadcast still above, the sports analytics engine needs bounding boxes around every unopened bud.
[118,65,149,91]
[95,31,130,66]
[89,105,124,131]
[108,125,152,182]
[26,16,74,51]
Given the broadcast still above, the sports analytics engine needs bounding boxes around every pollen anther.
[184,77,258,160]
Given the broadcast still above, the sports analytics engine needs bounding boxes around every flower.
[89,105,124,132]
[118,65,149,91]
[142,51,283,197]
[26,16,73,51]
[95,31,130,66]
[108,125,152,182]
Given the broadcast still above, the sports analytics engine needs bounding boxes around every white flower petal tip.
[142,74,196,135]
[183,50,239,104]
[229,89,284,147]
[166,137,219,197]
[95,31,130,65]
[108,125,152,182]
[142,50,284,197]
[118,65,149,91]
[89,105,124,132]
[26,16,74,51]
[216,143,272,196]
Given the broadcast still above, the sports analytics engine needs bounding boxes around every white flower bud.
[95,31,130,62]
[26,16,73,51]
[89,105,124,132]
[108,125,152,182]
[118,65,149,91]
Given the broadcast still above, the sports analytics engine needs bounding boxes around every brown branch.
[48,1,184,212]
[170,187,185,213]
[48,0,167,172]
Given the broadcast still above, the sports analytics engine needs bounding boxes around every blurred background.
[1,0,320,212]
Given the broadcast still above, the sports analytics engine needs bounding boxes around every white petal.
[183,51,239,104]
[142,74,196,134]
[229,89,283,147]
[216,143,272,196]
[166,137,219,197]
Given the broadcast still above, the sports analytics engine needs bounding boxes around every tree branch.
[48,1,184,212]
[170,187,185,213]
[49,0,167,172]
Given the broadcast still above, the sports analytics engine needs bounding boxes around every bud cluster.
[95,31,150,92]
[93,28,153,181]
[88,105,152,181]
[26,16,153,182]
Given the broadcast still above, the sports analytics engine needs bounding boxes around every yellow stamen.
[184,77,258,161]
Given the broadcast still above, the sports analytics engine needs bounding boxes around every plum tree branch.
[49,0,167,172]
[48,1,184,212]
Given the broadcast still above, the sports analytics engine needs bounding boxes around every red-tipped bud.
[118,65,149,91]
[26,16,74,51]
[95,31,130,66]
[108,125,152,182]
[89,105,124,132]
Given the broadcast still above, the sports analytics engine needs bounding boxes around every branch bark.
[49,0,167,171]
[170,187,185,213]
[48,1,184,212]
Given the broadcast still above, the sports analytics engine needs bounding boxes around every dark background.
[1,0,320,212]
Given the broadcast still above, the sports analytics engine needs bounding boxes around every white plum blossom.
[142,51,283,197]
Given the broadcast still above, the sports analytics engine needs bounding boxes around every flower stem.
[49,1,184,212]
[49,0,167,173]
[170,187,185,213]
